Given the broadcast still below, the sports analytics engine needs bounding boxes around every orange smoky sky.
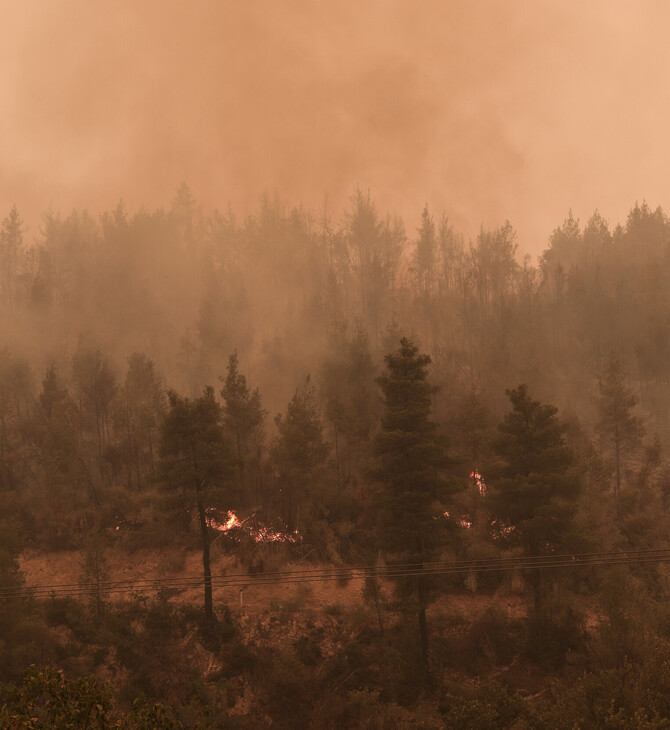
[1,0,669,254]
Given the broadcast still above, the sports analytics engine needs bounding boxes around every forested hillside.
[2,187,670,728]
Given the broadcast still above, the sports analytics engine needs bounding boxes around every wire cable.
[4,547,670,600]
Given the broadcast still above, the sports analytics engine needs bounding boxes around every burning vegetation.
[209,510,300,545]
[1,192,670,727]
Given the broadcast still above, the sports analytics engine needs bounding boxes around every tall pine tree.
[489,385,580,611]
[159,386,235,623]
[373,338,448,673]
[220,351,266,466]
[597,353,644,518]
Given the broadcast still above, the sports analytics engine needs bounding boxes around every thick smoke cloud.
[1,0,669,251]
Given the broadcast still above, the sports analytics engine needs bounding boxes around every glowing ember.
[435,510,472,529]
[207,510,243,531]
[208,510,300,543]
[490,519,516,541]
[470,470,486,496]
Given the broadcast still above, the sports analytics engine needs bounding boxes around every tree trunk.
[197,490,214,623]
[532,570,543,615]
[135,446,142,492]
[333,426,342,491]
[614,423,621,520]
[417,573,430,677]
[125,406,133,490]
[369,578,384,636]
[148,436,154,475]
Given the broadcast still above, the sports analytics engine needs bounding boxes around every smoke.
[1,0,668,252]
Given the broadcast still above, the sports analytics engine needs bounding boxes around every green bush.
[534,657,670,729]
[0,665,114,729]
[454,606,521,670]
[220,640,257,677]
[266,650,313,729]
[45,596,85,627]
[440,682,524,730]
[526,600,584,669]
[294,636,322,666]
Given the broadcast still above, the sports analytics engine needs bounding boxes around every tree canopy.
[159,386,234,621]
[490,384,580,556]
[373,337,448,559]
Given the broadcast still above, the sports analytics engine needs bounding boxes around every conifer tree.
[220,351,266,465]
[373,337,448,672]
[597,353,644,517]
[159,386,234,623]
[122,353,166,487]
[37,363,79,499]
[413,204,437,297]
[0,206,23,304]
[490,385,580,611]
[272,377,328,530]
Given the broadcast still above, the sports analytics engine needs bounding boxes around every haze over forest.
[4,3,670,728]
[3,0,670,251]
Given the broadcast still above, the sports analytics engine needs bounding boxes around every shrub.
[470,606,520,667]
[294,636,322,666]
[266,650,312,728]
[534,657,670,729]
[526,599,584,669]
[440,682,524,730]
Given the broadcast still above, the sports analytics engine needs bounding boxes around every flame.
[469,470,486,496]
[489,519,516,541]
[208,510,242,531]
[223,511,241,531]
[209,510,300,543]
[435,509,473,529]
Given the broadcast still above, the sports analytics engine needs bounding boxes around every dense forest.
[2,186,670,727]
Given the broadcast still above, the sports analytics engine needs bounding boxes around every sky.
[1,0,669,256]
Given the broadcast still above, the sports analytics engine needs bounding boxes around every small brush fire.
[489,519,516,541]
[440,510,474,529]
[434,469,487,529]
[437,470,515,539]
[470,469,486,496]
[207,510,300,544]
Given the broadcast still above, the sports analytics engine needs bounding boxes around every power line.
[13,545,670,591]
[4,547,670,601]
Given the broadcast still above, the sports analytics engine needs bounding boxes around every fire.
[436,510,473,529]
[223,511,241,531]
[470,470,486,496]
[208,510,243,532]
[490,519,516,541]
[208,510,300,543]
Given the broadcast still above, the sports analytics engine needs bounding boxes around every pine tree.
[37,363,79,500]
[373,337,448,672]
[272,377,328,530]
[220,351,266,465]
[489,385,580,612]
[0,206,24,304]
[71,346,117,477]
[454,382,491,463]
[597,353,644,518]
[121,353,166,488]
[413,204,437,297]
[159,386,234,623]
